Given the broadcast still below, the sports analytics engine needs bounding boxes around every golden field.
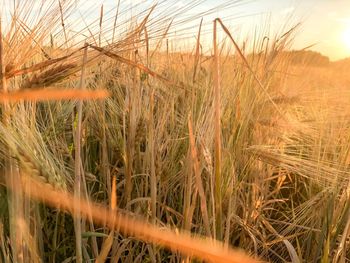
[0,1,350,262]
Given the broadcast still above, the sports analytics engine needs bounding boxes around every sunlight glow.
[342,27,350,51]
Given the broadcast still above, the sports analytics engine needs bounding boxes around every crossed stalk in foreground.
[18,175,262,263]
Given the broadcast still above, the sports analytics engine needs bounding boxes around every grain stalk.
[74,44,88,263]
[224,170,235,248]
[99,3,112,198]
[58,0,68,46]
[150,19,173,59]
[188,116,211,237]
[183,151,194,232]
[99,5,104,48]
[112,0,121,43]
[192,18,203,84]
[149,90,157,224]
[166,38,169,67]
[213,19,223,240]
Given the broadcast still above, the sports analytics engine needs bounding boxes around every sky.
[4,0,350,61]
[195,0,350,60]
[73,0,350,61]
[274,0,350,61]
[216,0,350,60]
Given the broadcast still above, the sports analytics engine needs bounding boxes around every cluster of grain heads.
[20,63,77,89]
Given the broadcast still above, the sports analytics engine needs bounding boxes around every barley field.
[0,1,349,262]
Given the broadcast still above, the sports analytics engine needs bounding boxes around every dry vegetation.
[0,0,350,262]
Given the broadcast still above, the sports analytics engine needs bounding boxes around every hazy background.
[4,0,349,60]
[76,0,350,60]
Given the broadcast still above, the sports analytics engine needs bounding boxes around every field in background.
[0,1,350,262]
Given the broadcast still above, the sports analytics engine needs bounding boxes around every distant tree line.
[245,50,331,67]
[332,57,350,70]
[285,50,330,67]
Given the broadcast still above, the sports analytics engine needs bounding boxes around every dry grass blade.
[19,176,262,263]
[0,88,109,102]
